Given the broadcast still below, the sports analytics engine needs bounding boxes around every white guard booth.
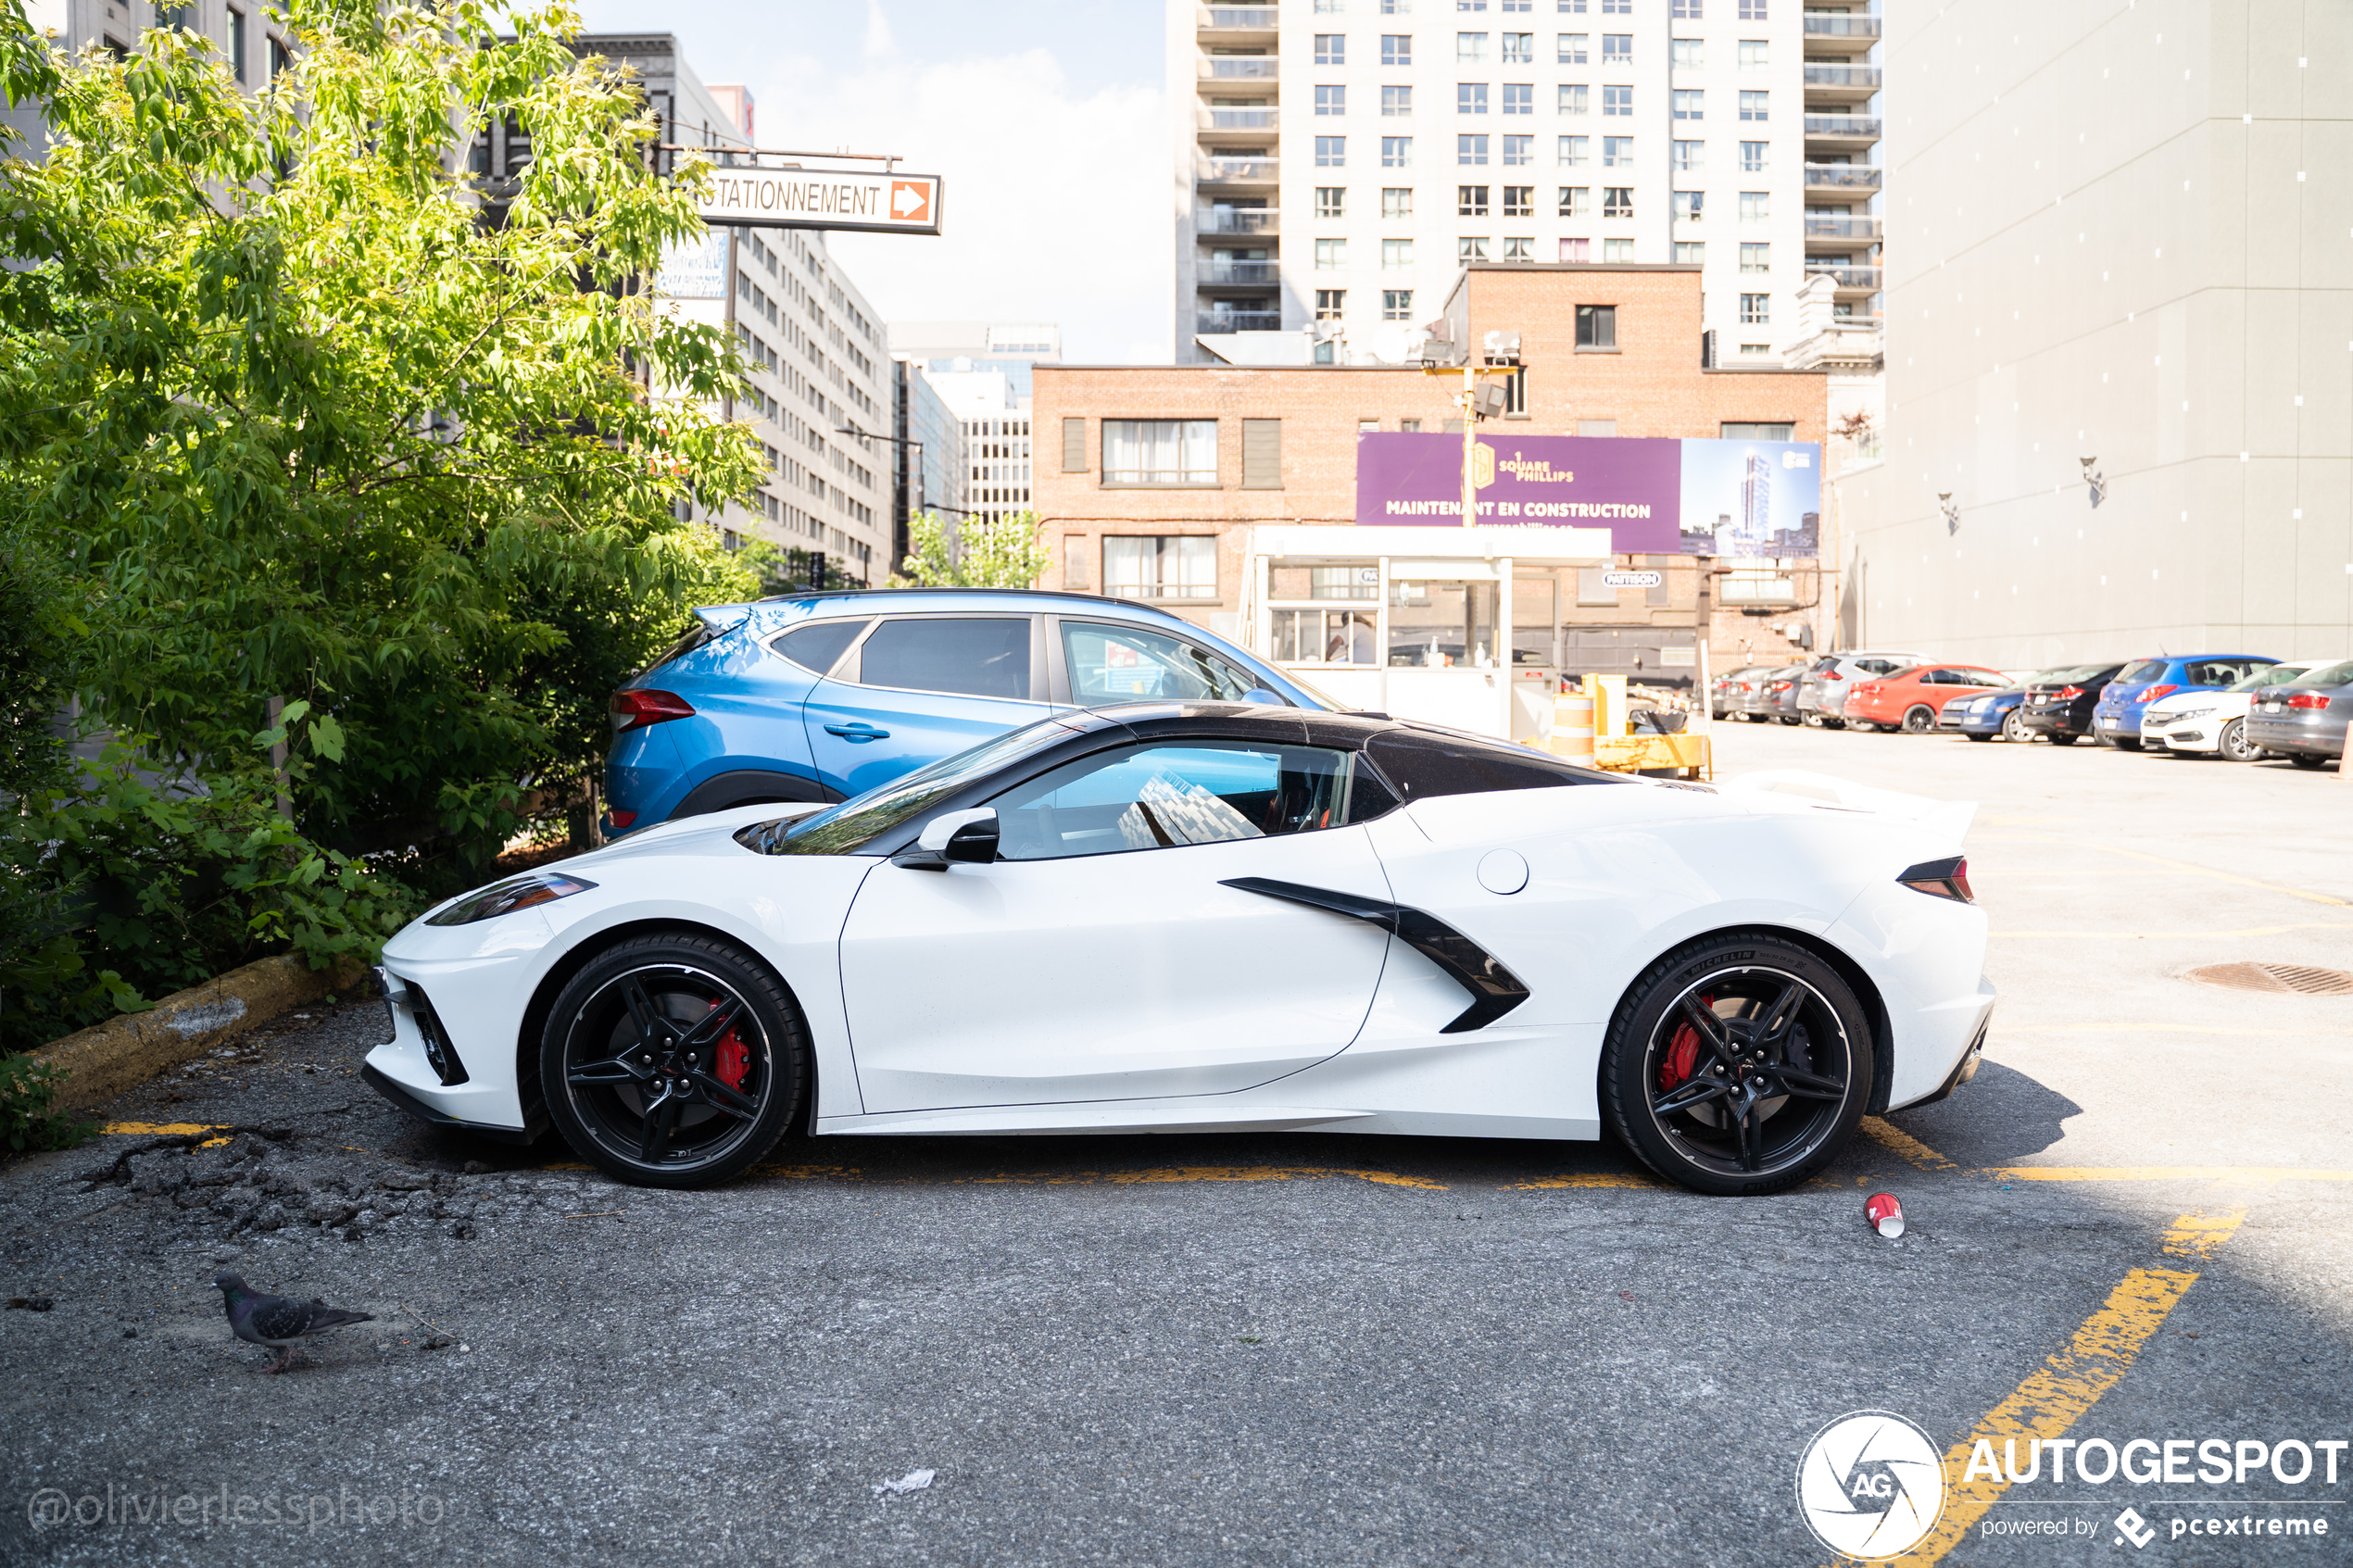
[1241,524,1614,743]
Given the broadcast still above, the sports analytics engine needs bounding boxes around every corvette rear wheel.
[1901,705,1937,734]
[1600,935,1873,1196]
[541,933,809,1188]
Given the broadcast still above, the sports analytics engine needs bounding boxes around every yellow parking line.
[1987,1165,2353,1184]
[1861,1117,1960,1173]
[99,1123,226,1136]
[1507,1172,1665,1190]
[1888,1209,2246,1565]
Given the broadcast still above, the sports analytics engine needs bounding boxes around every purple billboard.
[1354,433,1822,557]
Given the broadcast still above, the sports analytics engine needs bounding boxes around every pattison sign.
[696,170,944,236]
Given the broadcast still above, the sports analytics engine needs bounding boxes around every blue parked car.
[603,589,1331,836]
[2091,655,2279,750]
[1936,668,2070,742]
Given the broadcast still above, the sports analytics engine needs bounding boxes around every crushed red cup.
[1865,1192,1905,1238]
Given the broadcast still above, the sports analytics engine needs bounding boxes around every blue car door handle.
[825,721,890,742]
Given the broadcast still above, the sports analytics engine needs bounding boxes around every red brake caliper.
[1657,995,1714,1093]
[707,1001,750,1091]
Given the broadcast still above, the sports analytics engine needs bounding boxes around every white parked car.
[2145,660,2333,760]
[364,705,1994,1197]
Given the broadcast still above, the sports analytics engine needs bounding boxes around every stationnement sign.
[696,169,944,236]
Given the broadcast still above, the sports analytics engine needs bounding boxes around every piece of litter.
[872,1469,936,1498]
[1865,1192,1905,1239]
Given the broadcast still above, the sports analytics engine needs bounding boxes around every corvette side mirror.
[893,808,1000,870]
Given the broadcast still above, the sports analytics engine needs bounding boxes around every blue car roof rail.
[746,587,1193,623]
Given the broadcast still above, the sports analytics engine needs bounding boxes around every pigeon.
[213,1273,373,1374]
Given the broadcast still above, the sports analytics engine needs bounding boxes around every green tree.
[894,509,1051,590]
[0,0,762,868]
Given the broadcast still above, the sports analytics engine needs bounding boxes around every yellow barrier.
[1591,733,1711,779]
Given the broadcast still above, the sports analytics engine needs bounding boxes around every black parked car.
[2245,659,2353,769]
[2017,662,2127,745]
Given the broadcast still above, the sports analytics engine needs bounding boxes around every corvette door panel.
[837,829,1393,1111]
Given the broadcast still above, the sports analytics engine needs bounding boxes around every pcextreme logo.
[1795,1410,1948,1561]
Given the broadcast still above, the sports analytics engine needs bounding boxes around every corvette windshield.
[756,717,1085,857]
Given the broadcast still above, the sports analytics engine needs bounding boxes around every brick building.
[1034,263,1834,684]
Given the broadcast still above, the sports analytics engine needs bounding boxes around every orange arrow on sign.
[890,181,931,223]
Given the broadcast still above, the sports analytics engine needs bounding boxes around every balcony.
[1802,63,1881,105]
[1200,6,1278,38]
[1799,12,1880,53]
[1200,56,1278,80]
[1200,107,1278,132]
[1806,262,1883,293]
[1198,207,1279,233]
[1804,115,1882,149]
[1200,259,1279,285]
[1198,309,1284,333]
[1200,156,1279,185]
[1803,214,1881,243]
[1803,162,1882,194]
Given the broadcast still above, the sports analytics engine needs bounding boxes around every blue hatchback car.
[603,589,1330,836]
[2091,655,2279,750]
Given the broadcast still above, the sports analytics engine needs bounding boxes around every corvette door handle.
[824,722,890,742]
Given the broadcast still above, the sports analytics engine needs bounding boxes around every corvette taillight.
[2287,691,2334,710]
[612,689,696,732]
[2056,685,2082,700]
[1899,856,1974,904]
[2133,684,2178,705]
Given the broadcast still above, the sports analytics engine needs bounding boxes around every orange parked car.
[1844,663,2012,734]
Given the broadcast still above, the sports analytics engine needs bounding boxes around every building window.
[1316,237,1349,269]
[229,6,248,81]
[1560,0,1584,10]
[1457,31,1489,61]
[1673,190,1704,222]
[1383,83,1414,115]
[1672,138,1704,171]
[1740,140,1768,172]
[1674,241,1705,263]
[1558,83,1588,114]
[1739,343,1769,356]
[1722,421,1795,439]
[1558,134,1589,167]
[1602,0,1629,10]
[1737,0,1765,16]
[1558,31,1587,62]
[1105,536,1217,600]
[1383,186,1415,217]
[1400,420,1422,432]
[1558,184,1590,216]
[1602,31,1631,65]
[1503,134,1533,164]
[1740,189,1769,220]
[1740,292,1770,324]
[1458,183,1491,215]
[1740,242,1769,272]
[1503,236,1535,261]
[1382,136,1416,166]
[1672,89,1704,121]
[1739,38,1768,70]
[1316,83,1348,115]
[1102,421,1217,486]
[1603,236,1634,261]
[1383,288,1416,319]
[1316,288,1348,319]
[1603,135,1633,167]
[1502,82,1532,114]
[1458,82,1489,113]
[1670,37,1702,67]
[1384,237,1416,267]
[1459,236,1490,261]
[1602,186,1633,217]
[1316,135,1347,166]
[1489,185,1527,218]
[1317,185,1347,217]
[1559,237,1590,261]
[1381,0,1409,11]
[1577,304,1617,347]
[1382,32,1413,63]
[1672,0,1701,14]
[1739,90,1768,121]
[1603,83,1632,116]
[1503,31,1534,60]
[1273,608,1378,664]
[1316,32,1347,63]
[1458,133,1490,164]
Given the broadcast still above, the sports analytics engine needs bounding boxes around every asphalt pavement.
[4,721,2347,1567]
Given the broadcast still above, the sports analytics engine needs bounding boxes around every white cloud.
[749,33,1168,365]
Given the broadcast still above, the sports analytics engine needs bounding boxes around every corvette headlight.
[425,872,598,926]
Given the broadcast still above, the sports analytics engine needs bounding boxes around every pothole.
[2183,962,2353,997]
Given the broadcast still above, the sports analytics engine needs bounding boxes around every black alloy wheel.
[2218,718,2261,763]
[1599,934,1873,1196]
[1901,705,1938,734]
[2001,709,2031,743]
[541,933,809,1188]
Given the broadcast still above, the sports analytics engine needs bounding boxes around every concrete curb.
[32,953,369,1111]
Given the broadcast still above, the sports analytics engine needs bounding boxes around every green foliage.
[0,523,81,800]
[894,510,1051,591]
[0,1054,95,1153]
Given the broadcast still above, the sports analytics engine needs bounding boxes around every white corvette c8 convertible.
[364,703,1993,1196]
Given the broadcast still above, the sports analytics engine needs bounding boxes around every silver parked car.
[1797,650,1932,728]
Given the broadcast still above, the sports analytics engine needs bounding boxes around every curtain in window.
[1102,420,1216,484]
[1104,536,1217,599]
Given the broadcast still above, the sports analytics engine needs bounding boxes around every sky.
[574,0,1170,365]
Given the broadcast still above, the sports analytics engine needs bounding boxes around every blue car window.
[989,742,1354,860]
[857,618,1033,700]
[771,618,871,675]
[2117,659,2168,684]
[1062,621,1266,706]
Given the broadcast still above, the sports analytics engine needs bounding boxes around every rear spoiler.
[692,603,754,635]
[1720,769,1977,843]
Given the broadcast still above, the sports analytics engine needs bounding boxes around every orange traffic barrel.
[1550,696,1596,762]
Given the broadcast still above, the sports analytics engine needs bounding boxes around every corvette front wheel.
[1600,935,1874,1196]
[541,933,809,1188]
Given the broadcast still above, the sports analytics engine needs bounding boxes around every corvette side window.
[989,742,1362,860]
